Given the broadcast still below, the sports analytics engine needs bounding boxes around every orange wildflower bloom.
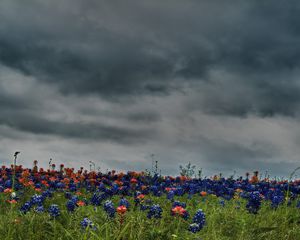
[171,206,186,216]
[136,194,145,199]
[4,188,12,193]
[200,191,207,197]
[77,201,85,206]
[117,205,127,214]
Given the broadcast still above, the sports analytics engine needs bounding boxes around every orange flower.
[114,180,123,186]
[4,188,12,193]
[7,199,17,204]
[136,194,145,200]
[171,206,186,216]
[200,191,207,197]
[117,205,127,214]
[28,181,35,186]
[21,170,30,178]
[77,200,85,206]
[18,178,25,184]
[130,178,138,184]
[49,177,56,182]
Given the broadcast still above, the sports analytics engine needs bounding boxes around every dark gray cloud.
[0,112,155,144]
[1,1,300,116]
[0,0,300,176]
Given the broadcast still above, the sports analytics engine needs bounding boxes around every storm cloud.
[0,0,300,176]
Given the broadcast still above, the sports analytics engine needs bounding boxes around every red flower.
[136,194,145,200]
[200,191,207,197]
[77,201,85,206]
[130,178,138,184]
[4,188,12,193]
[171,206,186,216]
[117,205,127,214]
[7,199,17,204]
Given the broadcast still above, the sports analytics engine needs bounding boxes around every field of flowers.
[0,160,300,240]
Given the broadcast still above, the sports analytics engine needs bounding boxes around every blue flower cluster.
[20,193,48,214]
[48,204,60,218]
[90,192,108,206]
[20,201,32,214]
[35,205,45,213]
[271,195,284,208]
[172,201,186,208]
[147,204,162,219]
[80,218,95,229]
[246,191,261,214]
[66,200,76,212]
[119,198,130,208]
[103,200,115,218]
[167,191,175,200]
[31,194,44,206]
[189,209,206,233]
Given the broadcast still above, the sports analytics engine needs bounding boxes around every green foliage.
[0,191,300,240]
[179,162,196,178]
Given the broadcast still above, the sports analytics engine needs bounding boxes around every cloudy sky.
[0,0,300,177]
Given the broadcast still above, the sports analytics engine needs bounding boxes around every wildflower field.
[1,162,300,240]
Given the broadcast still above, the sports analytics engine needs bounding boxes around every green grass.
[0,190,299,240]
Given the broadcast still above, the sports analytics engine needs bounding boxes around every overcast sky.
[0,0,300,177]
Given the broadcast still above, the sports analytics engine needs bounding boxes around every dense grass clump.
[0,164,299,240]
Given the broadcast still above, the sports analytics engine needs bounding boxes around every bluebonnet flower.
[189,223,201,233]
[246,191,261,214]
[31,194,44,206]
[20,201,32,214]
[69,184,77,192]
[4,180,12,188]
[219,199,225,207]
[119,198,130,208]
[48,204,60,218]
[71,195,79,204]
[172,201,186,208]
[42,190,53,198]
[66,200,76,212]
[140,204,149,211]
[192,209,206,229]
[91,193,107,206]
[147,204,162,219]
[182,209,189,220]
[296,200,300,209]
[65,192,72,199]
[271,195,284,208]
[167,190,175,201]
[174,187,184,196]
[90,193,102,206]
[103,200,115,218]
[35,205,44,213]
[80,218,96,229]
[56,182,65,189]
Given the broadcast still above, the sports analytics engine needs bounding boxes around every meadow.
[0,162,299,240]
